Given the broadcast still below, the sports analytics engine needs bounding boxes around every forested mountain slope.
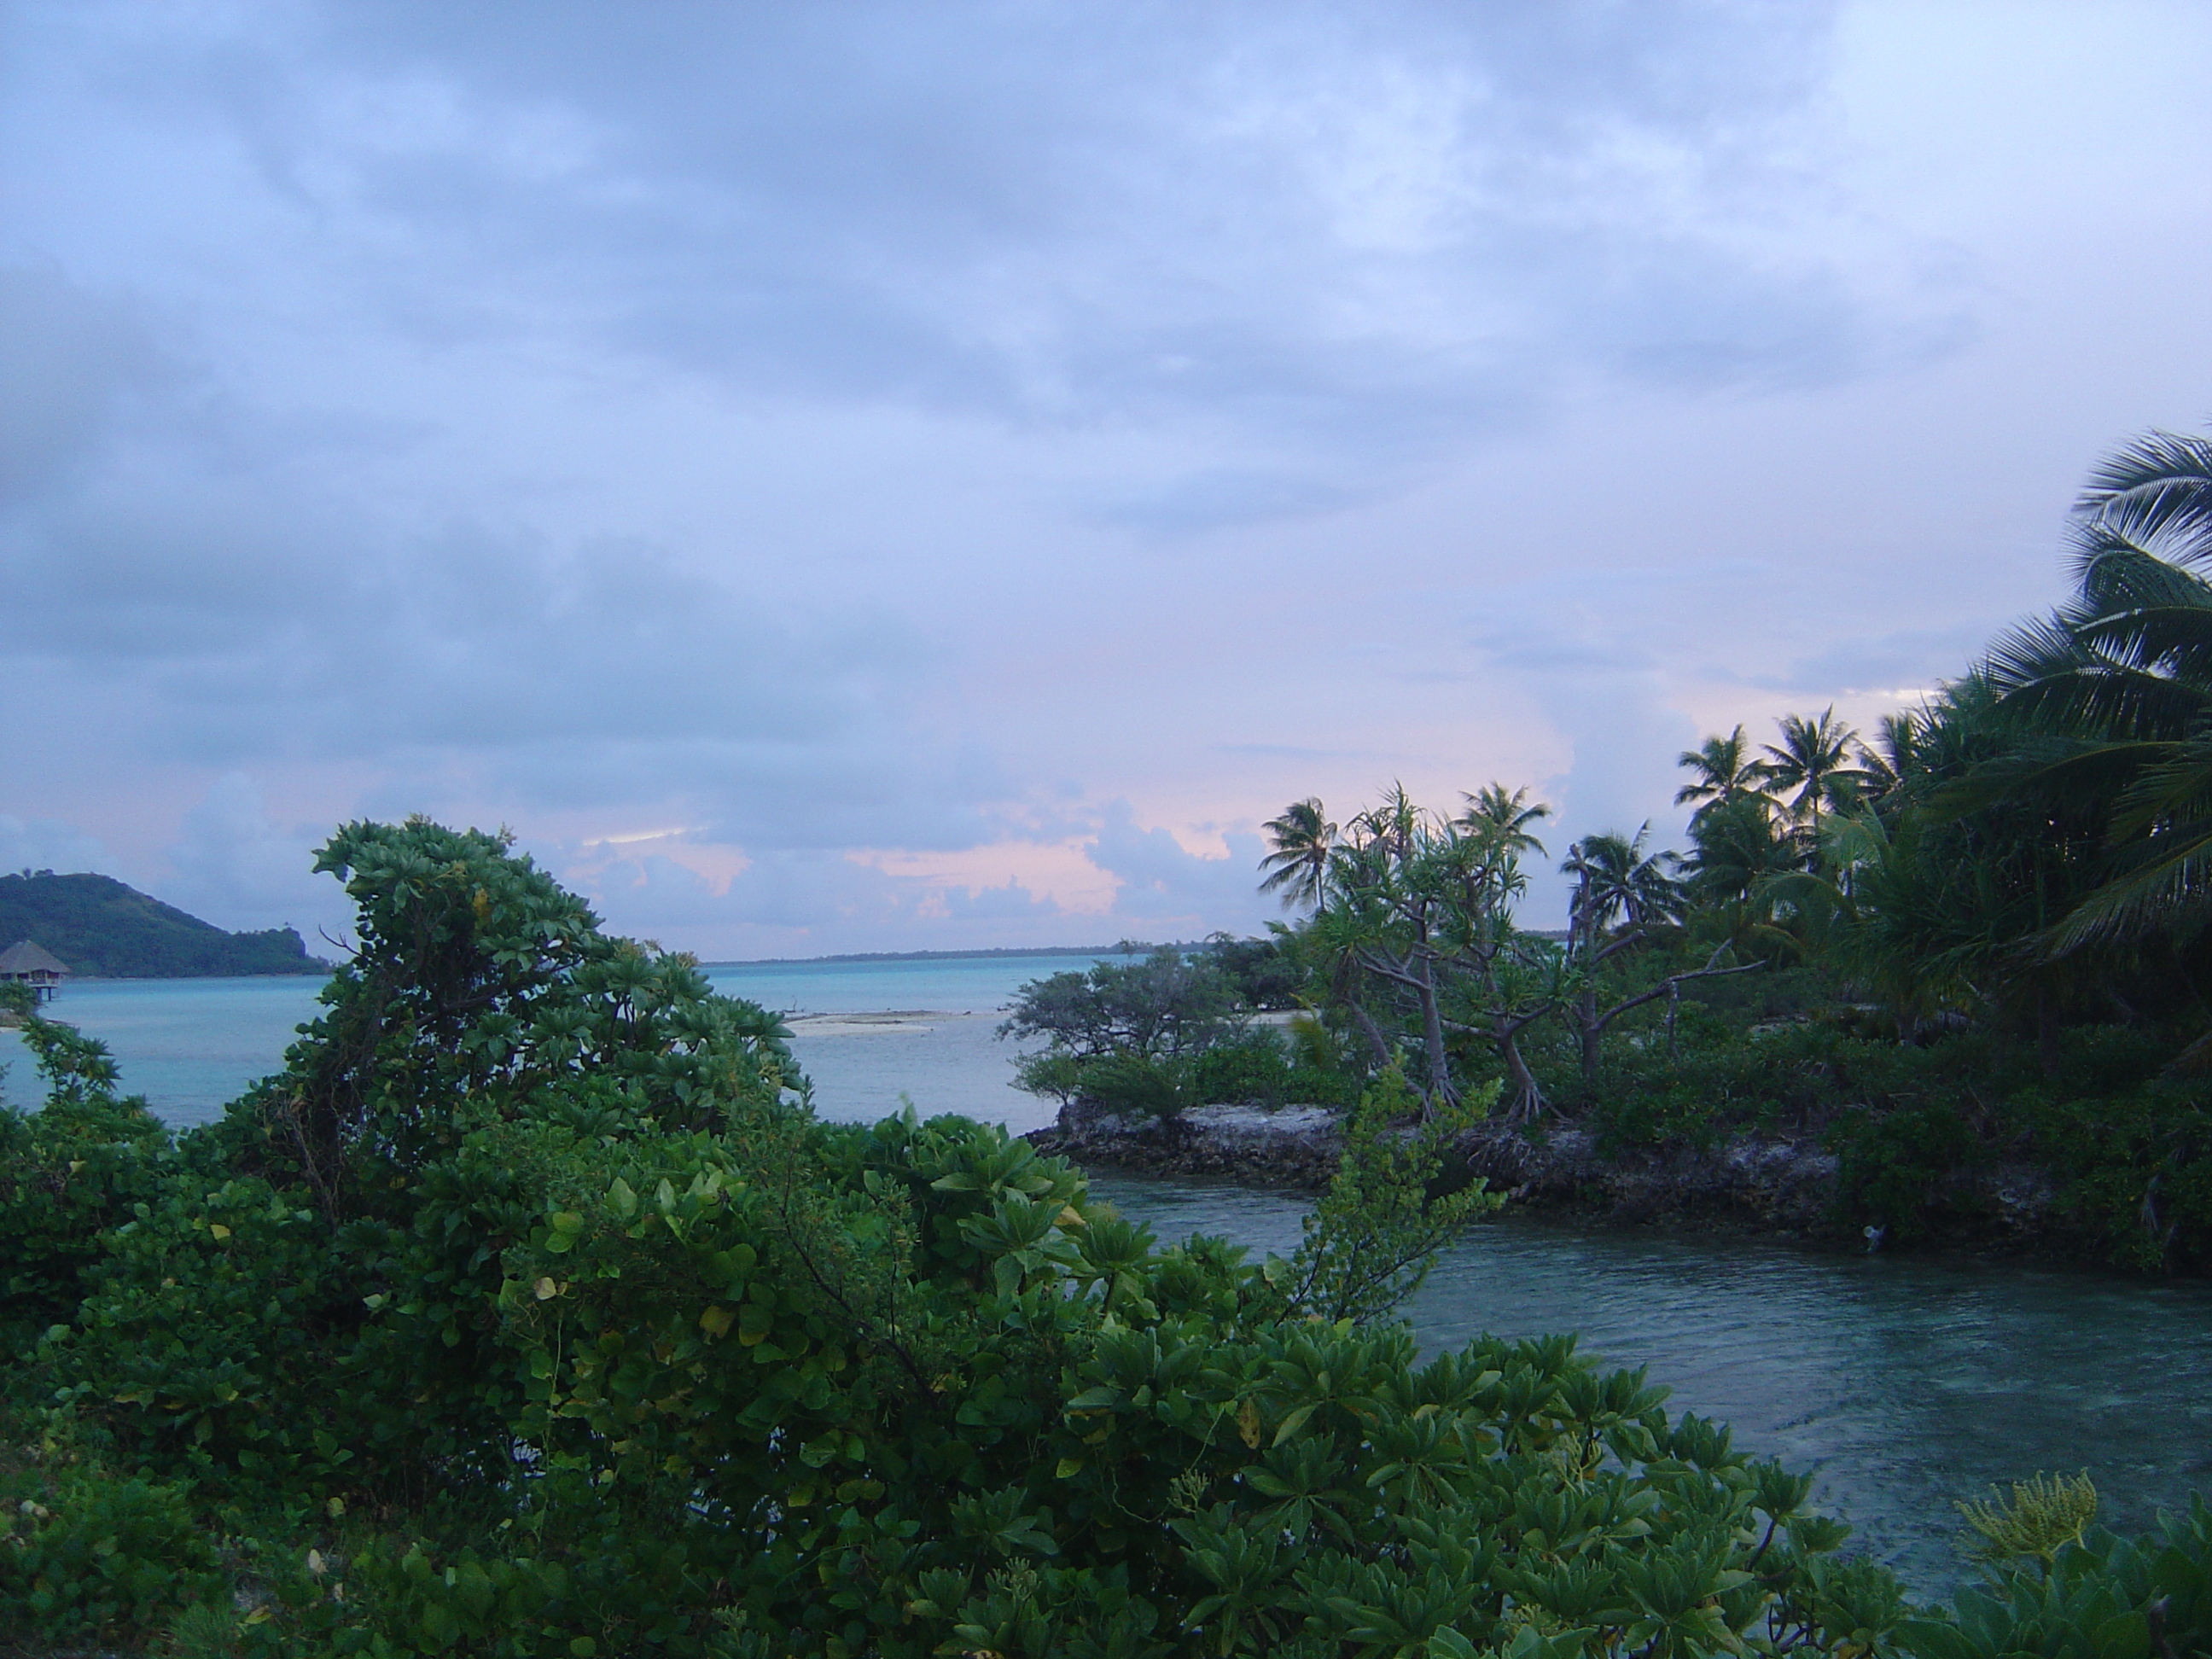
[0,870,326,978]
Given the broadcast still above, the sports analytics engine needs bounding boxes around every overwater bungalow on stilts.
[0,940,70,1003]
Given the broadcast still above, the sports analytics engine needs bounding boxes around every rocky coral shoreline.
[1024,1099,2059,1245]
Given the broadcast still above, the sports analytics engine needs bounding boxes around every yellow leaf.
[307,1548,327,1576]
[242,1606,272,1626]
[1055,1457,1084,1478]
[208,1224,231,1241]
[533,1277,559,1301]
[1057,1205,1085,1228]
[699,1305,735,1338]
[326,1496,346,1518]
[1237,1398,1262,1449]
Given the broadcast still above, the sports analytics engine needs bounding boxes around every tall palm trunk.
[1577,981,1602,1095]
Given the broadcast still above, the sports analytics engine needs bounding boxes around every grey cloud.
[575,849,1067,958]
[573,810,1276,958]
[597,850,909,937]
[941,880,1062,923]
[2,412,1016,849]
[1086,804,1272,933]
[1752,625,1991,696]
[70,1,1944,467]
[7,1,2193,960]
[0,265,172,507]
[160,773,350,938]
[1213,742,1363,762]
[0,813,109,876]
[1086,468,1368,536]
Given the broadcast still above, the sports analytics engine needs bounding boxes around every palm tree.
[1976,424,2212,952]
[1455,783,1550,862]
[1681,794,1806,960]
[1762,708,1866,832]
[1562,825,1684,940]
[1855,713,1914,812]
[1258,799,1338,911]
[1558,826,1697,1092]
[1674,726,1769,820]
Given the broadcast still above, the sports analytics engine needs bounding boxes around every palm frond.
[2069,605,2212,685]
[2049,824,2212,952]
[2106,732,2212,837]
[1982,610,2209,740]
[2070,514,2212,602]
[1930,735,2176,818]
[2076,427,2212,560]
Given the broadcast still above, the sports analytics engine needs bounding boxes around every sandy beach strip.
[783,1009,993,1036]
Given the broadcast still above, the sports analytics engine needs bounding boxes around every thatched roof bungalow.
[0,939,70,1003]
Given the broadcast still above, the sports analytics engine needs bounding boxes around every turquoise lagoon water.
[6,961,2211,1592]
[0,954,1107,1133]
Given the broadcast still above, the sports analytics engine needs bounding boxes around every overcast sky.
[4,1,2211,958]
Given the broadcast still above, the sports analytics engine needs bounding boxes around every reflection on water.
[9,969,2209,1597]
[1091,1172,2212,1595]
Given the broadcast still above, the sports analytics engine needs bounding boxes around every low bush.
[2018,1086,2212,1272]
[0,992,172,1361]
[0,1437,221,1644]
[1076,1050,1202,1119]
[1190,1031,1292,1105]
[1828,1101,1993,1243]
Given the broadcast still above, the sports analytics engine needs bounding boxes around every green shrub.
[2021,1084,2212,1272]
[1190,1032,1292,1104]
[1074,1050,1199,1120]
[1283,1061,1360,1107]
[1899,1495,2212,1659]
[1829,1101,1992,1240]
[0,1452,221,1644]
[1588,1079,1726,1153]
[0,1004,171,1362]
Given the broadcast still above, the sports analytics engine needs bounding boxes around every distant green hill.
[0,870,329,979]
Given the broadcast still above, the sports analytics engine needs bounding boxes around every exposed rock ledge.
[1025,1100,2057,1243]
[1027,1103,1348,1190]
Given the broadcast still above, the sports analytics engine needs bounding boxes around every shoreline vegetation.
[1007,427,2212,1280]
[0,820,2205,1654]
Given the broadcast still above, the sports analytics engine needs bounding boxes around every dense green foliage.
[0,869,327,978]
[6,818,2203,1655]
[1233,427,2212,1273]
[1001,947,1341,1118]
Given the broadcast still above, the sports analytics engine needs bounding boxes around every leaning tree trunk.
[1344,998,1394,1074]
[1495,1017,1546,1125]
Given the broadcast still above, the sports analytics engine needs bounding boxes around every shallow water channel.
[1088,1171,2212,1597]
